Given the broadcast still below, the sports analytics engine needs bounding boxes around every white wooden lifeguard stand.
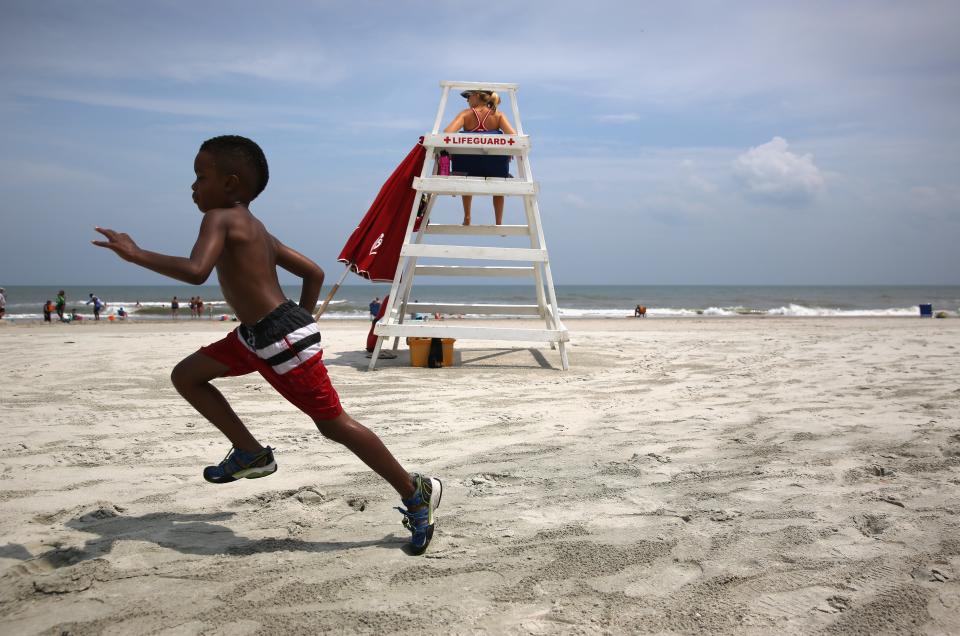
[368,80,569,370]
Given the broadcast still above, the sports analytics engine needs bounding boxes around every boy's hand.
[92,227,140,262]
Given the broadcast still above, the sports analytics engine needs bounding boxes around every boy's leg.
[461,195,472,226]
[171,351,263,453]
[315,411,442,554]
[314,411,414,499]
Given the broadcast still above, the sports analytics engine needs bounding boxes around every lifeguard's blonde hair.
[486,91,501,111]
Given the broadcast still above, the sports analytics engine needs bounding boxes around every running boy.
[92,135,441,554]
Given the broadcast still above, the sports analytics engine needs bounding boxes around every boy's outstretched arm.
[273,236,325,313]
[92,212,227,285]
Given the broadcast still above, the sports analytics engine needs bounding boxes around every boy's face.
[192,151,235,212]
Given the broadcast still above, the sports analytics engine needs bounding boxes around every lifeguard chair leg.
[521,195,552,348]
[369,335,386,371]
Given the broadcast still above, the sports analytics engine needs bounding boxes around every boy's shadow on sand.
[2,511,399,569]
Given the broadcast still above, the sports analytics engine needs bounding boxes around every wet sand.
[1,317,958,634]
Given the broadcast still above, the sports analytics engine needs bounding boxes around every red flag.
[338,140,426,282]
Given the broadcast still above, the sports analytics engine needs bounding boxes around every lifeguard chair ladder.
[369,80,569,371]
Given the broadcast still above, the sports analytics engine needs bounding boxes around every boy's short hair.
[199,135,270,199]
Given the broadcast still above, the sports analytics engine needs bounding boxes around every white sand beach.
[1,317,958,634]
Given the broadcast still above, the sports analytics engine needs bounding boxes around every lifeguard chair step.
[404,302,541,316]
[375,323,569,343]
[400,244,547,262]
[414,265,536,277]
[423,224,529,236]
[414,176,537,197]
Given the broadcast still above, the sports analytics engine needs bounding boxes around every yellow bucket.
[406,337,456,368]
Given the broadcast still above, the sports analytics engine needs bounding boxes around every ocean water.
[2,284,958,321]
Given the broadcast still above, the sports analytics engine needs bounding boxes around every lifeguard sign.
[369,81,569,370]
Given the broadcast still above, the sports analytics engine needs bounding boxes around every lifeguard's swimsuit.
[450,107,511,178]
[198,300,342,420]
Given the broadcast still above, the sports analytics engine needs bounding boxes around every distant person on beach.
[0,287,6,320]
[87,293,104,320]
[43,300,54,322]
[634,304,646,318]
[189,296,197,318]
[196,296,204,317]
[56,290,66,321]
[171,296,180,319]
[443,89,516,226]
[117,306,127,319]
[91,134,441,555]
[369,296,380,321]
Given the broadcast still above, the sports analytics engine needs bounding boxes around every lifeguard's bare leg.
[493,196,504,225]
[461,195,472,225]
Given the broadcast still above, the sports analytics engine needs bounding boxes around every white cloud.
[596,114,641,124]
[907,185,960,223]
[734,137,824,204]
[0,12,344,86]
[909,184,960,207]
[348,119,424,131]
[686,174,718,194]
[11,85,322,120]
[156,50,345,85]
[0,159,114,188]
[561,193,590,210]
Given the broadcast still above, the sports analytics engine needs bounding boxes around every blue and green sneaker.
[203,446,277,484]
[396,473,443,555]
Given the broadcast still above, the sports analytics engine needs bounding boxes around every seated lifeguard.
[443,89,517,226]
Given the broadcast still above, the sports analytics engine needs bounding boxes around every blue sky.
[1,1,957,285]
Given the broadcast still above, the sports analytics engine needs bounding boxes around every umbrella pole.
[313,266,351,319]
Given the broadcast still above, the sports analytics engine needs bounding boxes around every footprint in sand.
[32,501,125,526]
[852,512,890,536]
[346,497,367,511]
[709,509,743,522]
[911,566,951,582]
[826,595,852,612]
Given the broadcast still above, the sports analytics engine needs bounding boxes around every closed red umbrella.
[339,140,426,281]
[314,140,426,317]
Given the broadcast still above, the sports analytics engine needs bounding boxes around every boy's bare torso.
[208,206,287,325]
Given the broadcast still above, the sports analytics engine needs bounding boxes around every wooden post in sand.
[313,267,350,319]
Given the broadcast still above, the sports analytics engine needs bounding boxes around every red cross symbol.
[443,136,451,143]
[507,138,515,145]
